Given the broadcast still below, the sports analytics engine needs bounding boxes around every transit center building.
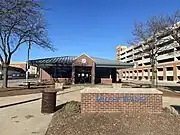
[29,53,133,84]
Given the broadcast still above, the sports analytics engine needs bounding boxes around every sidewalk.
[122,80,180,87]
[0,86,83,135]
[0,85,179,135]
[0,93,41,108]
[0,98,52,135]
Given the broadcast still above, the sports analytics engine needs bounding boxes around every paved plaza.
[0,85,179,135]
[0,86,82,135]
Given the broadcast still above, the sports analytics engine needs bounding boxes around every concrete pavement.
[0,85,179,135]
[0,78,38,87]
[0,98,53,135]
[122,80,180,87]
[0,86,83,135]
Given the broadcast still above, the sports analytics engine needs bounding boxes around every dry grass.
[0,85,55,97]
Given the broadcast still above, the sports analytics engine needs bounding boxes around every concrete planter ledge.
[41,89,59,93]
[81,88,163,94]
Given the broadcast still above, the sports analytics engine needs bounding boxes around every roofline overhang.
[31,63,133,69]
[96,64,133,68]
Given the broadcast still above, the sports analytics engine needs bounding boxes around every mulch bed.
[46,102,180,135]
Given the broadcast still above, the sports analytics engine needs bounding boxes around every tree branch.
[6,21,19,54]
[10,37,24,55]
[0,53,4,63]
[0,33,5,52]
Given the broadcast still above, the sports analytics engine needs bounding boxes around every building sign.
[81,58,87,64]
[96,95,146,103]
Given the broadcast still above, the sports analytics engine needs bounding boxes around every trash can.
[41,90,57,113]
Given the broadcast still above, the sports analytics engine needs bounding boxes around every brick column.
[173,63,177,82]
[91,62,95,84]
[39,68,51,81]
[39,68,42,81]
[132,70,134,79]
[121,70,123,80]
[148,68,150,80]
[136,70,138,80]
[142,69,144,80]
[72,66,75,84]
[109,68,112,79]
[120,70,123,80]
[125,70,127,79]
[163,66,167,81]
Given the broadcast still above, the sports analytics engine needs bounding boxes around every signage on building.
[81,58,87,64]
[96,95,147,103]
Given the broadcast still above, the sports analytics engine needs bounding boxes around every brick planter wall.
[101,78,112,85]
[81,88,163,113]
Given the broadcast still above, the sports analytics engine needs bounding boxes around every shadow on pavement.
[167,86,180,92]
[55,102,67,111]
[0,87,83,109]
[171,105,180,114]
[0,98,41,109]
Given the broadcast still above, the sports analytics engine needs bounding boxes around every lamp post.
[26,40,31,84]
[155,39,158,88]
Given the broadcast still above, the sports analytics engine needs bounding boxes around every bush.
[60,101,81,114]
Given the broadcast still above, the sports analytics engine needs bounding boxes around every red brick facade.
[101,78,112,84]
[73,54,94,67]
[39,54,96,84]
[81,92,162,113]
[72,54,95,84]
[40,68,51,81]
[38,54,118,84]
[10,63,26,71]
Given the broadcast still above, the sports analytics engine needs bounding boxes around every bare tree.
[0,0,53,88]
[130,10,180,87]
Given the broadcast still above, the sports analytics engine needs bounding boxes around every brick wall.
[40,68,51,81]
[81,92,162,114]
[101,78,112,84]
[73,53,95,84]
[10,63,26,71]
[53,78,71,84]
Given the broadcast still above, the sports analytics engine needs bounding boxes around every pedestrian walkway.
[0,86,83,135]
[0,86,179,135]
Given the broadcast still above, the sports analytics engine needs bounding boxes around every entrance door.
[75,66,91,84]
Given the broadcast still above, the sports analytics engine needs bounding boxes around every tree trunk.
[151,64,156,88]
[2,64,9,88]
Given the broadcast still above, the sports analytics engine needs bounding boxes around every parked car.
[177,81,180,84]
[0,66,26,79]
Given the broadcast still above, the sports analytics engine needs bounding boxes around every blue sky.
[12,0,180,62]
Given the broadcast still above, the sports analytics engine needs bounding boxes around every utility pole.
[26,40,31,84]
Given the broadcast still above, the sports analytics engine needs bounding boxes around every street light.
[155,39,158,88]
[26,40,31,84]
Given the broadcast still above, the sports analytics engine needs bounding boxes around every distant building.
[0,62,38,79]
[116,45,127,61]
[116,23,180,83]
[10,62,38,75]
[0,65,25,79]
